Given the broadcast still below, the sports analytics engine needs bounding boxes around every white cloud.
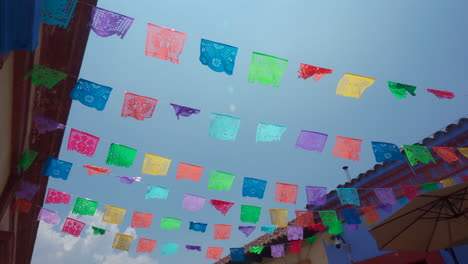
[31,211,158,264]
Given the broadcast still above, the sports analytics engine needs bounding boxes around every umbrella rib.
[416,208,453,217]
[456,188,467,213]
[380,201,441,249]
[425,200,444,252]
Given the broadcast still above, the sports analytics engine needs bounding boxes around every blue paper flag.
[209,113,240,141]
[261,226,276,235]
[70,79,112,111]
[189,221,207,233]
[256,122,287,142]
[146,185,169,200]
[242,177,267,199]
[42,157,72,180]
[337,188,360,206]
[341,208,362,224]
[371,141,404,162]
[199,39,238,75]
[161,243,179,255]
[41,0,78,28]
[230,248,245,262]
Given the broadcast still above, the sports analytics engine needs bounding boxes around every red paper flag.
[289,240,303,254]
[209,199,234,215]
[275,182,299,204]
[83,165,110,176]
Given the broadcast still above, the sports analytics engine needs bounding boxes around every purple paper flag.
[15,181,40,200]
[374,188,397,205]
[33,113,65,134]
[89,7,134,39]
[186,245,202,251]
[238,226,256,237]
[296,130,328,152]
[118,176,141,184]
[305,186,327,206]
[287,226,303,241]
[38,208,60,225]
[271,244,285,258]
[182,194,206,211]
[378,203,393,213]
[170,103,201,119]
[347,224,359,231]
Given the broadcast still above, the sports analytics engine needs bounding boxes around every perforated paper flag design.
[270,209,288,227]
[261,226,276,234]
[131,211,154,228]
[121,92,158,120]
[432,147,459,163]
[306,186,327,205]
[361,206,380,224]
[209,113,240,141]
[67,128,99,157]
[296,130,328,152]
[319,210,343,235]
[256,122,287,142]
[102,205,126,224]
[341,208,361,224]
[145,23,187,64]
[112,233,134,251]
[242,177,267,199]
[186,245,201,251]
[45,188,71,204]
[290,240,302,254]
[32,113,65,134]
[142,153,171,175]
[162,243,179,255]
[170,104,201,119]
[248,52,288,87]
[24,64,67,88]
[106,143,137,168]
[206,247,223,260]
[146,185,169,200]
[400,186,419,200]
[427,89,455,99]
[287,226,303,241]
[374,188,396,204]
[92,226,105,235]
[70,79,112,111]
[208,171,236,191]
[238,226,256,237]
[41,0,78,28]
[388,81,416,98]
[295,210,314,227]
[83,165,110,176]
[136,238,156,253]
[371,141,404,162]
[214,224,232,240]
[15,181,39,200]
[13,199,32,213]
[182,194,206,211]
[189,222,207,233]
[210,200,234,215]
[176,162,204,182]
[275,182,299,204]
[119,176,141,184]
[422,182,439,192]
[160,217,182,230]
[403,145,435,166]
[250,246,264,254]
[42,157,72,180]
[271,244,285,258]
[336,73,375,98]
[200,39,238,75]
[89,7,134,39]
[231,248,245,262]
[38,208,60,225]
[298,64,333,82]
[62,217,85,237]
[440,178,457,188]
[241,205,261,224]
[17,149,38,170]
[333,136,363,161]
[72,197,98,216]
[337,188,360,206]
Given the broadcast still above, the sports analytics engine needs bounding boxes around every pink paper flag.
[121,92,158,120]
[67,128,100,157]
[62,217,85,237]
[275,182,299,204]
[333,136,363,161]
[45,188,71,204]
[145,23,187,64]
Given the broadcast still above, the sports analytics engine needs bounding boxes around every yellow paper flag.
[102,205,126,224]
[142,153,172,175]
[336,73,376,99]
[112,233,134,251]
[269,208,288,227]
[440,178,457,188]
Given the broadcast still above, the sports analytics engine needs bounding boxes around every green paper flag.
[248,52,288,87]
[422,182,439,192]
[208,170,236,191]
[306,236,318,245]
[388,81,417,98]
[24,64,68,88]
[106,143,138,168]
[160,217,182,230]
[92,226,106,235]
[17,149,38,170]
[240,205,261,224]
[250,246,264,254]
[403,145,436,166]
[72,197,98,216]
[328,220,343,235]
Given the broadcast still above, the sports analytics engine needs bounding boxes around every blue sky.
[32,0,468,263]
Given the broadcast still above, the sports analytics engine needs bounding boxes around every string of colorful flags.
[36,0,457,101]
